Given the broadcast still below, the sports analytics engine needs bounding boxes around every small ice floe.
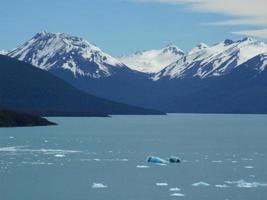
[147,156,168,164]
[147,156,181,165]
[169,187,181,192]
[212,160,223,163]
[249,175,256,178]
[80,158,128,162]
[170,193,185,197]
[192,182,210,187]
[44,140,49,143]
[54,154,66,158]
[100,158,128,162]
[156,182,168,186]
[215,184,229,188]
[136,165,150,169]
[225,180,267,188]
[0,146,80,156]
[21,161,53,165]
[9,136,14,139]
[92,183,107,189]
[231,160,238,163]
[0,146,24,152]
[244,166,254,169]
[242,158,253,161]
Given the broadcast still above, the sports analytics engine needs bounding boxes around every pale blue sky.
[0,0,266,55]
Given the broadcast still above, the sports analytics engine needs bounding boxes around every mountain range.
[153,38,267,80]
[4,32,267,114]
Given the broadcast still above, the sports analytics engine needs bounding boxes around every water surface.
[0,114,267,200]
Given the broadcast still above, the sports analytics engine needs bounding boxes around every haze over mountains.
[4,32,267,114]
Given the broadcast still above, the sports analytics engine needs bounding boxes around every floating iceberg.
[147,156,168,164]
[147,156,181,164]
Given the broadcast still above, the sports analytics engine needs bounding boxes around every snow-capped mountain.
[0,50,8,55]
[8,32,127,78]
[154,38,267,80]
[118,44,184,73]
[4,32,267,114]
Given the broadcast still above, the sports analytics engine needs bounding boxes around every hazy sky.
[1,0,266,55]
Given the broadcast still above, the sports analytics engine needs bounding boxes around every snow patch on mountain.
[0,50,8,55]
[242,52,267,72]
[118,44,184,73]
[8,32,126,78]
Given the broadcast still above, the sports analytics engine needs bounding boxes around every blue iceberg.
[147,156,167,164]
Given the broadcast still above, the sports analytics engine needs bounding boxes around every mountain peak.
[223,39,234,45]
[34,31,61,39]
[33,31,87,45]
[163,44,184,55]
[165,43,177,48]
[188,43,209,54]
[8,32,125,78]
[239,37,256,43]
[197,43,209,49]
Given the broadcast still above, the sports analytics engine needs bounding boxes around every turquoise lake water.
[0,114,267,200]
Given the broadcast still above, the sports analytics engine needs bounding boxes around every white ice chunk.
[136,165,150,168]
[169,187,181,191]
[225,180,267,188]
[170,193,185,197]
[156,182,168,186]
[192,182,210,187]
[92,183,107,189]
